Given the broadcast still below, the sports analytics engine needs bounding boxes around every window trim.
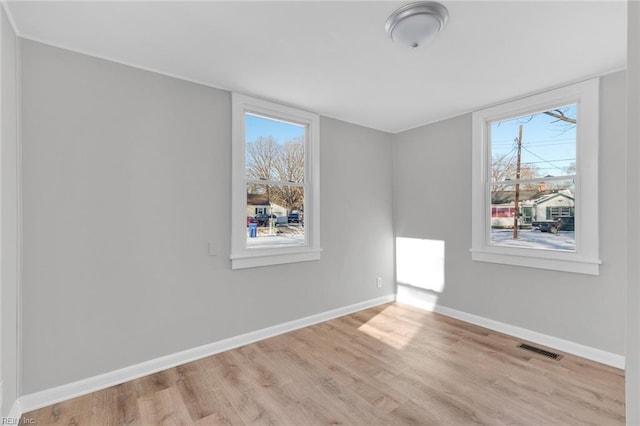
[471,78,600,275]
[231,93,321,269]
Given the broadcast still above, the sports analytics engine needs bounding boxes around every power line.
[493,136,575,143]
[521,146,569,173]
[492,139,575,147]
[519,157,575,166]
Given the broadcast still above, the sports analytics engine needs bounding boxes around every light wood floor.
[23,303,625,425]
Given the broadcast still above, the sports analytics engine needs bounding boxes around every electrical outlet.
[376,277,382,288]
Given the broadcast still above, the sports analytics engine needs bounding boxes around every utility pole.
[513,124,523,239]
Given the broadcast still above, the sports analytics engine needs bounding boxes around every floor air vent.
[518,343,563,360]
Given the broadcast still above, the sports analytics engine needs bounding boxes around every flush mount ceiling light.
[385,1,449,48]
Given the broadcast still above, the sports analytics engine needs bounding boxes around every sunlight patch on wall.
[396,237,445,292]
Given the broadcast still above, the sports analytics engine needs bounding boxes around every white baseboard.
[2,382,22,422]
[16,294,395,415]
[396,292,625,369]
[7,399,21,422]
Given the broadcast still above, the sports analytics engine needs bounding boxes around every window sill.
[231,248,322,269]
[470,248,601,275]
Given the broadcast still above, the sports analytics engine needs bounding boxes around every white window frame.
[471,78,600,275]
[231,93,321,269]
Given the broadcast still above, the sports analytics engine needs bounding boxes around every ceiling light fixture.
[385,1,449,48]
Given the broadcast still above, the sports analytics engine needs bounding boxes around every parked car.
[532,216,574,234]
[254,213,276,226]
[288,212,302,223]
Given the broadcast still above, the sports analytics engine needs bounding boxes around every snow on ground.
[491,229,575,251]
[246,225,305,249]
[246,226,575,252]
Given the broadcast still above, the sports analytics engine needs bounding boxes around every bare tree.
[518,107,576,127]
[272,137,304,211]
[275,137,304,183]
[246,135,306,212]
[246,135,280,204]
[491,152,539,191]
[246,136,279,181]
[543,109,576,124]
[492,152,515,186]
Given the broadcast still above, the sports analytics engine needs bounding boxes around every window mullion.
[245,178,304,188]
[492,174,576,186]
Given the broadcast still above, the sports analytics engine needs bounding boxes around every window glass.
[491,106,576,181]
[490,181,575,251]
[489,106,576,252]
[246,184,305,249]
[244,114,306,249]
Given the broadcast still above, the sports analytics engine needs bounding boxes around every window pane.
[245,113,305,183]
[490,181,575,251]
[490,105,576,182]
[246,184,305,249]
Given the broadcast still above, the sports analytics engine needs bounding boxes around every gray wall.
[1,6,19,416]
[626,1,640,422]
[393,71,627,356]
[20,40,395,393]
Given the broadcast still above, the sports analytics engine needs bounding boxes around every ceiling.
[4,1,627,133]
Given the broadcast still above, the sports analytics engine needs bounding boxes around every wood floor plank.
[138,387,192,426]
[22,303,625,425]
